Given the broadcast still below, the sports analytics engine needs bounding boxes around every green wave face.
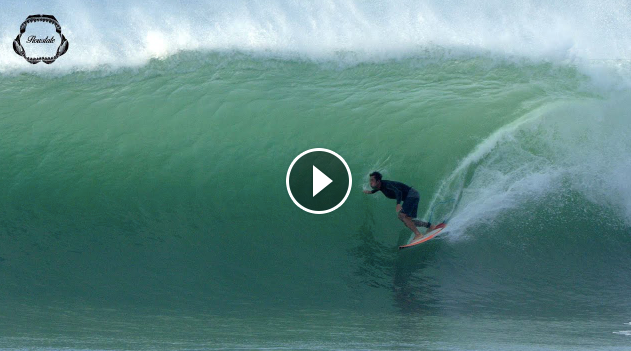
[1,51,631,349]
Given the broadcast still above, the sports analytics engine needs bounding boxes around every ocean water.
[1,1,631,350]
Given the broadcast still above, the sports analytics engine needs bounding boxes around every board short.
[401,188,420,219]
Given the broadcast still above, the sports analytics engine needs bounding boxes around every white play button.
[286,148,352,214]
[312,166,333,197]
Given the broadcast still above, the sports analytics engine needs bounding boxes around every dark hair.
[369,171,382,181]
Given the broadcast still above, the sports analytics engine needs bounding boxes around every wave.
[1,33,630,314]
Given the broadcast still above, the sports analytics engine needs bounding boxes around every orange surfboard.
[398,223,446,250]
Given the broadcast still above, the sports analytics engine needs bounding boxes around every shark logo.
[13,14,69,64]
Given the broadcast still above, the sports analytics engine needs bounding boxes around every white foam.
[429,93,631,239]
[2,0,631,73]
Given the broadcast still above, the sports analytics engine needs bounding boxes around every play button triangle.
[313,166,333,197]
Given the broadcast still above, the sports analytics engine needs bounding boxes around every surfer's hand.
[396,204,402,212]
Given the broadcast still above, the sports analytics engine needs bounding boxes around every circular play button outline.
[286,148,352,214]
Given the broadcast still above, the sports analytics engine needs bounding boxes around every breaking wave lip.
[422,103,557,237]
[2,0,631,74]
[426,92,631,240]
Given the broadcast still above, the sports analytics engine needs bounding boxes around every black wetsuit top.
[370,180,412,204]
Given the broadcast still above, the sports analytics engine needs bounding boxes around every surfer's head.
[369,171,382,189]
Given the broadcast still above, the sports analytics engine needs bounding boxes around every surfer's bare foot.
[412,234,423,241]
[428,223,445,232]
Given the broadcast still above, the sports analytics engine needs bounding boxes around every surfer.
[363,171,438,241]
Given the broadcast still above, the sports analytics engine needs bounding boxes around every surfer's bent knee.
[397,212,408,221]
